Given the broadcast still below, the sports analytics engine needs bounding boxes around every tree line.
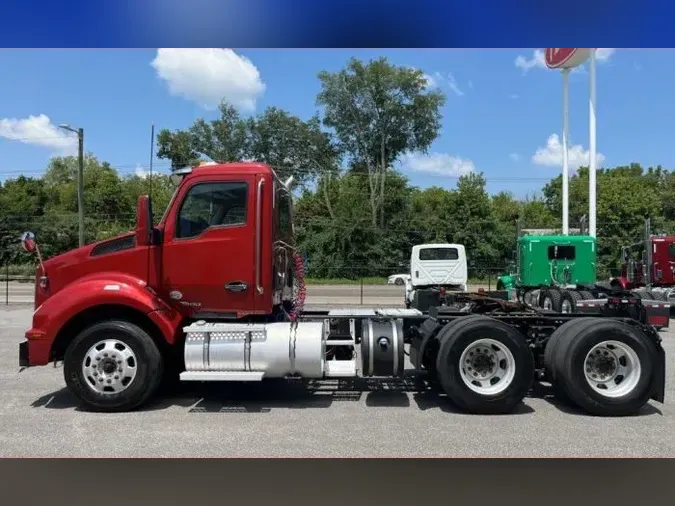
[1,57,674,279]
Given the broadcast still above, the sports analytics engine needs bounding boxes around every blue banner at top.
[2,0,672,47]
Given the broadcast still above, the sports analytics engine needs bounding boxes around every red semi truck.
[18,162,666,416]
[611,217,675,305]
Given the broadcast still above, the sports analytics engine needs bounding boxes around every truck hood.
[36,232,144,307]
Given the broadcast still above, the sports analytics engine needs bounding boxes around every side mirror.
[20,231,46,273]
[135,195,153,246]
[20,231,37,253]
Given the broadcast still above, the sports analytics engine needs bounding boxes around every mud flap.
[651,342,666,404]
[409,318,441,371]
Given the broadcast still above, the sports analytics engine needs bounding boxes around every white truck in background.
[404,243,469,310]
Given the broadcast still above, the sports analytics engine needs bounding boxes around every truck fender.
[29,273,182,365]
[496,274,514,291]
[409,318,442,370]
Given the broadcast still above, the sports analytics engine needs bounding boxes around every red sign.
[545,48,590,69]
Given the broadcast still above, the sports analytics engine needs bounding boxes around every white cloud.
[532,134,605,169]
[515,48,616,74]
[445,73,464,96]
[422,71,465,96]
[0,114,77,155]
[134,164,149,179]
[509,153,521,162]
[151,48,266,111]
[422,73,438,89]
[596,48,615,62]
[515,49,547,73]
[400,152,475,177]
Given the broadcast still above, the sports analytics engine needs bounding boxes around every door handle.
[225,281,249,293]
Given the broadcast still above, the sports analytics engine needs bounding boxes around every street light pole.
[59,124,85,247]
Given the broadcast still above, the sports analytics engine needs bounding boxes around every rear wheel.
[560,290,582,313]
[579,290,594,300]
[435,315,534,414]
[540,289,562,312]
[551,318,657,416]
[64,320,164,412]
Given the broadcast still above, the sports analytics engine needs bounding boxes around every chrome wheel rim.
[459,338,516,395]
[561,299,573,313]
[583,340,641,398]
[82,339,138,395]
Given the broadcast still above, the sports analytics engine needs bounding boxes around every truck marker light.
[103,285,120,291]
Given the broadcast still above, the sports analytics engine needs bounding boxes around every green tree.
[316,57,446,228]
[156,103,338,187]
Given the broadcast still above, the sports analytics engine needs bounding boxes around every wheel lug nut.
[96,357,101,361]
[107,379,112,384]
[104,353,108,357]
[99,378,103,382]
[114,376,119,380]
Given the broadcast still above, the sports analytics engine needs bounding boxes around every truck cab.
[616,233,675,303]
[23,162,298,368]
[404,243,468,310]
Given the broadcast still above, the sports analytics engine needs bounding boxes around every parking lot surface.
[1,305,674,457]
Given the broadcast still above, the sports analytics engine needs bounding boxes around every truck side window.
[669,243,675,260]
[548,245,575,260]
[176,182,248,239]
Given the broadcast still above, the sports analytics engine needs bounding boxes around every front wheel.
[394,277,405,286]
[64,320,164,412]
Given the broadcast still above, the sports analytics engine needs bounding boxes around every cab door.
[161,174,257,317]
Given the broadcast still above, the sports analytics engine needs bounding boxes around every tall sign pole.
[588,49,597,238]
[545,48,590,236]
[561,68,570,235]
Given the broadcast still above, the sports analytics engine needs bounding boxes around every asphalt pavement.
[1,304,674,457]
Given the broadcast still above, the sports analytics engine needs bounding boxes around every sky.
[0,48,673,197]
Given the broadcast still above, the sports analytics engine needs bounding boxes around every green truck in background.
[496,231,603,313]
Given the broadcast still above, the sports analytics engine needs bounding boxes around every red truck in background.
[18,162,666,417]
[611,217,675,305]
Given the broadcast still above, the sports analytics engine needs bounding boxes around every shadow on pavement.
[531,382,663,417]
[30,371,531,415]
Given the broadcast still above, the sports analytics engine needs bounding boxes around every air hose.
[288,252,307,322]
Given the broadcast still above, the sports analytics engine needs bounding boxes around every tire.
[543,318,592,398]
[651,291,667,302]
[560,290,582,313]
[435,315,534,414]
[579,290,594,300]
[394,278,404,286]
[552,318,657,416]
[64,319,164,412]
[540,289,562,312]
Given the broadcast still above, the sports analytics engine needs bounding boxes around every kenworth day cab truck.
[18,162,666,416]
